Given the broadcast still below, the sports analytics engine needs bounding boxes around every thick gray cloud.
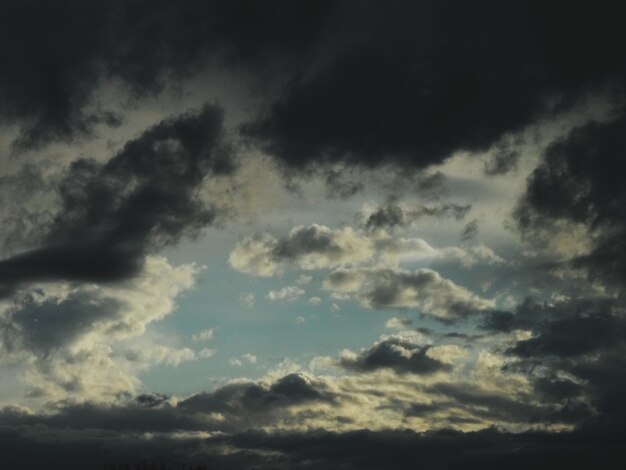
[0,291,126,356]
[0,105,229,293]
[482,297,626,428]
[515,109,626,286]
[339,337,451,376]
[0,0,333,149]
[243,1,626,170]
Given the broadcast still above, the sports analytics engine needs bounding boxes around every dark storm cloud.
[243,1,626,169]
[0,0,333,149]
[509,312,626,359]
[364,200,470,231]
[482,297,626,428]
[482,297,625,358]
[339,338,451,375]
[0,104,229,291]
[516,108,626,285]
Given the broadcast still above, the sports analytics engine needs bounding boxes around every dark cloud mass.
[0,0,333,149]
[243,1,626,169]
[340,338,451,375]
[0,291,126,355]
[482,297,626,428]
[0,423,624,470]
[516,108,626,285]
[1,2,626,469]
[0,105,229,291]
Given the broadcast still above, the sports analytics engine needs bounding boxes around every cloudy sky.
[1,1,625,468]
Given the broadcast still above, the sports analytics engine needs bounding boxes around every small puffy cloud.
[339,337,452,375]
[239,292,256,308]
[229,224,374,276]
[266,286,305,302]
[308,296,322,305]
[385,317,413,329]
[229,353,257,367]
[323,267,494,320]
[198,348,216,359]
[148,346,196,367]
[242,353,257,364]
[229,233,281,277]
[426,344,469,364]
[191,328,214,342]
[274,225,374,270]
[297,274,313,285]
[379,328,432,347]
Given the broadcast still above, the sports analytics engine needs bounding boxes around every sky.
[0,1,625,468]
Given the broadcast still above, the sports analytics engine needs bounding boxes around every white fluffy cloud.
[266,286,305,302]
[229,224,374,276]
[229,224,505,277]
[229,233,282,277]
[229,353,258,367]
[323,267,494,320]
[192,328,214,342]
[385,317,413,329]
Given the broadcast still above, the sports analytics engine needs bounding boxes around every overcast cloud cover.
[0,1,625,468]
